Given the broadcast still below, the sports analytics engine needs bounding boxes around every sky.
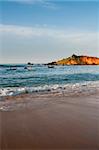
[0,0,99,64]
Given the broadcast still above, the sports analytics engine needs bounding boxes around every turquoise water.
[0,64,99,96]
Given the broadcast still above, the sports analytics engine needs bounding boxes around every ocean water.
[0,64,99,97]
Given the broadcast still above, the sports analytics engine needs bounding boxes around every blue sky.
[0,0,99,63]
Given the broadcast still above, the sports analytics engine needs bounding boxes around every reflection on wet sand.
[0,92,99,149]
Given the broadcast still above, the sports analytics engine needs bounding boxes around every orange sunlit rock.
[48,54,99,65]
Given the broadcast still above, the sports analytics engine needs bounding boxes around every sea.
[0,64,99,97]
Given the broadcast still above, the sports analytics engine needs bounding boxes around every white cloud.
[0,24,98,58]
[0,24,98,43]
[0,24,98,63]
[6,0,45,4]
[4,0,57,9]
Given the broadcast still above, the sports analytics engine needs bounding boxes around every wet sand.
[0,93,99,150]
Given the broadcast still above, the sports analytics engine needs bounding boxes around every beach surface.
[0,92,99,150]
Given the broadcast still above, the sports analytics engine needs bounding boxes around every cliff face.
[48,54,99,65]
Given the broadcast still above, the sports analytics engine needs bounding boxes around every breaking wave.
[0,81,99,97]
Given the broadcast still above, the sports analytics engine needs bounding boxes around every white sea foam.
[0,81,99,97]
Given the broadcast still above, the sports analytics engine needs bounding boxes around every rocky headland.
[47,54,99,65]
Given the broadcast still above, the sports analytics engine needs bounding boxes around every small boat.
[7,66,17,71]
[24,64,33,71]
[48,65,54,68]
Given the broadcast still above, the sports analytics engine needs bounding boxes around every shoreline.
[0,90,99,111]
[0,92,99,149]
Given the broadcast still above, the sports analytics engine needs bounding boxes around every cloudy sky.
[0,0,99,63]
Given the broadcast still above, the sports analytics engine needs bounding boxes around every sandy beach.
[0,92,99,150]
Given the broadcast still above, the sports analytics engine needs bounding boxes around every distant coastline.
[47,54,99,65]
[1,54,99,66]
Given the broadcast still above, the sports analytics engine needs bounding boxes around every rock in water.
[47,54,99,65]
